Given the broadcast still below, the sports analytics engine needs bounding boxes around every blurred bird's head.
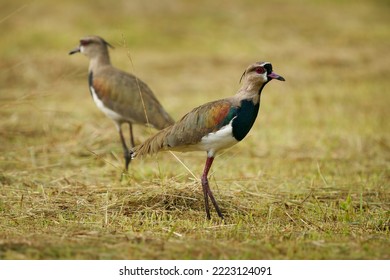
[69,35,113,58]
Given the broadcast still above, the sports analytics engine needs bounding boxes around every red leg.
[201,156,224,219]
[201,175,211,219]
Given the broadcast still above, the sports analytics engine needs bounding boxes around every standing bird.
[69,35,174,170]
[131,61,285,219]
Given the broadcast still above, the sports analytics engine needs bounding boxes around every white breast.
[198,121,238,157]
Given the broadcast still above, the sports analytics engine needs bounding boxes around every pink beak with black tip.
[268,72,285,81]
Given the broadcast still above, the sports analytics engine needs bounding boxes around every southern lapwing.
[131,61,285,219]
[69,35,174,170]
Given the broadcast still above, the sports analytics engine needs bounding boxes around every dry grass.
[0,0,389,259]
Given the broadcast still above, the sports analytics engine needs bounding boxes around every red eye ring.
[255,67,266,74]
[80,39,91,46]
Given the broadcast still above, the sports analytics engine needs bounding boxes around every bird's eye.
[255,67,266,74]
[80,40,91,46]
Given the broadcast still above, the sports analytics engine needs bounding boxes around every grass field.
[0,0,389,259]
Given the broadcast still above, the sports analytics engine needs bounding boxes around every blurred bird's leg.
[128,122,135,148]
[201,156,224,219]
[118,123,131,171]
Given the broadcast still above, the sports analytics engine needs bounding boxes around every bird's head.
[240,61,285,86]
[68,35,113,58]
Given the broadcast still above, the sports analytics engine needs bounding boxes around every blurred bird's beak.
[68,46,81,55]
[268,72,285,81]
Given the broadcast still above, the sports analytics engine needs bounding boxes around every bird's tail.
[130,126,171,159]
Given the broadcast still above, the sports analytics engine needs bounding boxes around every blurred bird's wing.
[90,67,174,128]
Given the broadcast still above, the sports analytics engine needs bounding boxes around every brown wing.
[132,98,238,156]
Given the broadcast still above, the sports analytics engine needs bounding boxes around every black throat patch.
[231,99,260,141]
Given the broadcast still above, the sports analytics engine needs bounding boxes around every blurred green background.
[0,0,389,259]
